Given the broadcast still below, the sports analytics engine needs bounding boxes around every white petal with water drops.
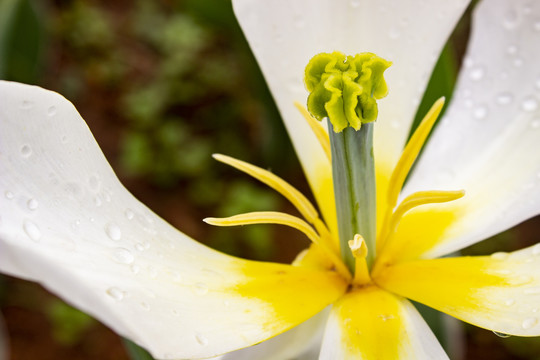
[0,81,345,359]
[403,0,540,258]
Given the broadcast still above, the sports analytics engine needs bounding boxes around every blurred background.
[1,0,540,359]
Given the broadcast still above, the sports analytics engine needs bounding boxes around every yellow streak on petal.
[294,101,331,162]
[232,260,347,333]
[335,286,401,359]
[374,257,508,330]
[378,190,465,253]
[213,154,319,223]
[374,205,460,269]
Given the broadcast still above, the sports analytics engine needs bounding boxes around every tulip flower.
[2,0,540,358]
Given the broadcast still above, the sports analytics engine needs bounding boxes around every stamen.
[348,234,371,285]
[213,154,319,223]
[386,98,445,211]
[204,211,321,245]
[204,211,351,280]
[378,98,445,252]
[294,101,331,162]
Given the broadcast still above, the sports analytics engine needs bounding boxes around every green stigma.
[304,51,391,133]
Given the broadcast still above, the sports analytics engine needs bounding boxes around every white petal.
[220,308,328,360]
[232,0,470,204]
[404,0,540,258]
[319,286,448,359]
[0,81,347,359]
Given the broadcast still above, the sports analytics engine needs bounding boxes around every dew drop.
[47,106,57,116]
[469,66,485,81]
[130,264,140,274]
[293,15,305,29]
[463,57,474,68]
[5,191,14,200]
[532,243,540,255]
[505,299,515,306]
[148,266,158,278]
[125,209,134,220]
[140,302,150,311]
[20,100,34,109]
[27,198,38,211]
[23,220,42,242]
[509,275,533,286]
[20,145,32,157]
[522,97,538,112]
[524,287,540,295]
[502,10,519,29]
[496,92,513,105]
[94,196,102,207]
[491,252,509,260]
[193,282,209,296]
[506,44,518,55]
[473,105,488,119]
[135,243,145,252]
[493,331,511,338]
[522,317,538,329]
[513,58,524,67]
[106,287,125,301]
[112,248,134,264]
[105,223,122,241]
[195,333,209,346]
[172,271,183,283]
[388,27,400,39]
[88,174,100,191]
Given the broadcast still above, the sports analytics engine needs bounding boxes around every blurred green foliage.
[0,0,45,83]
[47,300,95,345]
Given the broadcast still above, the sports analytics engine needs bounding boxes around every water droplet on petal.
[94,196,102,207]
[505,299,516,306]
[140,302,150,311]
[112,248,134,264]
[493,331,511,338]
[524,287,540,295]
[502,10,519,29]
[106,287,125,301]
[27,198,38,211]
[513,58,524,67]
[496,92,514,105]
[195,333,209,346]
[522,317,538,329]
[193,283,209,296]
[473,105,488,119]
[469,66,485,81]
[24,220,42,242]
[88,174,100,191]
[47,106,57,116]
[506,44,518,55]
[532,243,540,255]
[20,100,35,109]
[388,27,400,39]
[105,223,122,241]
[522,97,538,112]
[130,264,140,274]
[5,191,14,200]
[20,145,32,157]
[125,209,134,220]
[491,252,509,260]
